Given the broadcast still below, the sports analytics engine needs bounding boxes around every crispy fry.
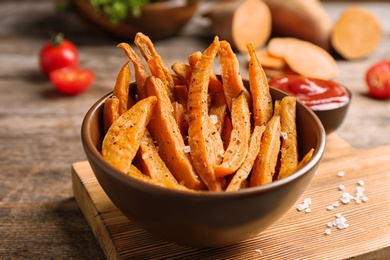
[188,51,223,93]
[102,96,157,174]
[103,96,120,133]
[247,42,273,126]
[297,148,314,170]
[278,96,299,179]
[214,92,251,178]
[117,42,149,100]
[187,36,222,191]
[218,40,251,112]
[221,114,233,149]
[172,101,188,137]
[137,130,190,191]
[134,32,176,102]
[171,62,192,87]
[112,61,131,115]
[209,91,228,135]
[250,113,281,186]
[226,125,266,191]
[145,76,205,190]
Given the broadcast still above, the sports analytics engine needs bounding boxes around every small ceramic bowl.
[73,0,200,40]
[269,75,352,134]
[81,80,326,248]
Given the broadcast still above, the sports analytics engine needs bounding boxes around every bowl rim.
[81,87,326,199]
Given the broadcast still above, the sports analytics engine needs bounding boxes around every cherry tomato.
[39,33,79,76]
[49,67,94,95]
[365,60,390,99]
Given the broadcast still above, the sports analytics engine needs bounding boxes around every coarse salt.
[210,114,218,125]
[337,171,345,177]
[338,184,345,191]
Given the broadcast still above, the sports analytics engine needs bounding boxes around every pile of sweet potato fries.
[101,33,314,192]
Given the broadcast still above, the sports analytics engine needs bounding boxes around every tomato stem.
[51,32,64,47]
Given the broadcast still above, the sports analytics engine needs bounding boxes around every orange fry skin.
[218,40,251,112]
[226,125,266,192]
[247,42,273,126]
[187,36,222,191]
[214,92,251,178]
[250,113,281,187]
[102,96,157,174]
[113,61,131,115]
[145,76,205,190]
[117,42,149,100]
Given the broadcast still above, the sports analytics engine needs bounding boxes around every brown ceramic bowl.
[73,0,200,40]
[81,80,326,248]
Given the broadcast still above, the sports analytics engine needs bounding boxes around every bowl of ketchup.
[269,75,351,134]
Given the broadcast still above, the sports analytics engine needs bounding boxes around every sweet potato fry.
[112,61,131,115]
[171,62,192,87]
[209,91,228,135]
[247,42,273,126]
[221,114,233,149]
[145,76,205,190]
[218,40,251,112]
[103,96,120,133]
[250,113,281,186]
[187,36,222,191]
[117,42,149,100]
[278,96,299,180]
[127,164,165,188]
[137,130,189,191]
[297,148,314,170]
[102,96,157,174]
[134,32,176,102]
[214,92,251,178]
[188,51,223,93]
[226,125,266,191]
[172,101,188,137]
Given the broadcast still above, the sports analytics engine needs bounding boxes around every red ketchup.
[269,75,350,110]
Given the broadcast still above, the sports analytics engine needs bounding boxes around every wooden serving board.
[72,134,390,259]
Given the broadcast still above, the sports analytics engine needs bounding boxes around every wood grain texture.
[72,135,390,259]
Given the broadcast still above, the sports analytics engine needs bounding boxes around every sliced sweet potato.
[331,6,382,60]
[117,42,149,100]
[278,96,299,180]
[214,92,251,178]
[102,96,157,174]
[268,37,339,80]
[187,36,222,191]
[205,0,272,52]
[226,125,265,191]
[297,148,314,170]
[145,76,205,190]
[247,42,273,126]
[250,113,281,186]
[262,0,332,51]
[253,49,288,71]
[218,40,251,112]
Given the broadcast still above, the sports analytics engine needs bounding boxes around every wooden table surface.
[1,1,389,259]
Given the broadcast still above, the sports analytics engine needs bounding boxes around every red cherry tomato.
[39,33,79,76]
[365,60,390,99]
[49,67,94,95]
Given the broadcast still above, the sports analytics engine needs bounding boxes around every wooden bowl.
[81,79,326,247]
[73,0,200,40]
